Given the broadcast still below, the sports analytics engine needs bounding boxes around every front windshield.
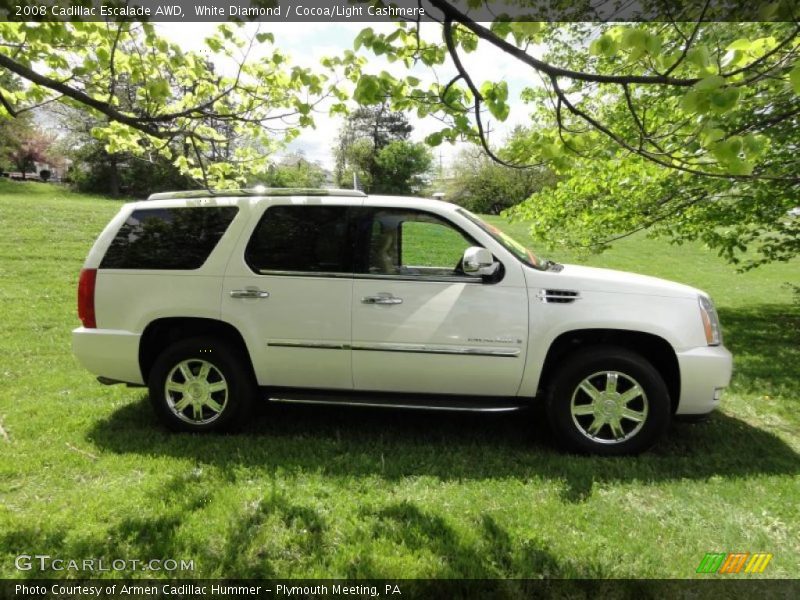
[457,209,545,270]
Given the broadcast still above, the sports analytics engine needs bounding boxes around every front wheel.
[546,346,671,455]
[148,336,256,432]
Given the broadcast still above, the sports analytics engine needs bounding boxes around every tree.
[374,140,433,194]
[446,143,554,214]
[259,153,328,188]
[3,125,53,179]
[51,101,195,197]
[0,114,31,173]
[0,21,347,188]
[334,104,412,189]
[67,141,195,197]
[350,4,800,267]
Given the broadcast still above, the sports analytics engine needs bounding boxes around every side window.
[245,205,352,274]
[365,210,474,276]
[402,221,470,269]
[100,206,238,270]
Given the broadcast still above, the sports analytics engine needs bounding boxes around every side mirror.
[462,246,498,277]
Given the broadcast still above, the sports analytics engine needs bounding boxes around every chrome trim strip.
[268,341,349,350]
[267,341,520,357]
[258,269,353,278]
[253,271,483,283]
[351,343,520,358]
[268,397,523,412]
[354,273,481,284]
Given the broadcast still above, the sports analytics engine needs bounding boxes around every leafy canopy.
[0,21,353,188]
[348,6,799,268]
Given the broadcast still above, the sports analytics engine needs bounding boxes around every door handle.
[362,294,403,305]
[230,288,270,299]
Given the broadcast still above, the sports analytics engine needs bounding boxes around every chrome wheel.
[164,359,228,425]
[570,371,648,445]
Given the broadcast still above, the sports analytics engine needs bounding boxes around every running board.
[265,390,525,413]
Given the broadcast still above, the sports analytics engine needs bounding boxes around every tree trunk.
[108,154,120,197]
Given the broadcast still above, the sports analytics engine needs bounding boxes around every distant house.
[34,159,71,181]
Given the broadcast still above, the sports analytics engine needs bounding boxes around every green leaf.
[701,127,725,146]
[353,28,373,51]
[487,99,510,121]
[495,80,508,102]
[205,37,222,53]
[680,90,710,113]
[709,87,740,114]
[510,22,541,44]
[790,62,800,95]
[425,131,444,146]
[589,34,617,58]
[148,80,170,102]
[694,75,726,91]
[727,158,754,176]
[726,38,752,52]
[686,46,710,69]
[743,133,767,156]
[353,75,382,104]
[621,28,648,51]
[255,32,274,44]
[490,16,512,40]
[644,33,662,56]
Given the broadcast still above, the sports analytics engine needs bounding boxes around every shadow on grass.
[88,304,800,501]
[718,303,800,396]
[87,395,799,503]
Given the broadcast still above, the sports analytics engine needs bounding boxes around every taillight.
[77,268,97,328]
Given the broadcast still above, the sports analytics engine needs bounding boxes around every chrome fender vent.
[538,289,581,303]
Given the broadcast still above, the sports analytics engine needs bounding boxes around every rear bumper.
[72,327,144,385]
[675,345,733,415]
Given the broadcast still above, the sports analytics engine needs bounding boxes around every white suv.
[72,189,732,455]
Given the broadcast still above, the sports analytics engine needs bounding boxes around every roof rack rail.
[146,188,366,201]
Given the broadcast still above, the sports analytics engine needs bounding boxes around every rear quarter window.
[100,206,238,270]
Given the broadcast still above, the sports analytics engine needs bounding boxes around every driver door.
[351,208,528,397]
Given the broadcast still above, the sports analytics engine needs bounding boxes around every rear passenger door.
[221,202,356,390]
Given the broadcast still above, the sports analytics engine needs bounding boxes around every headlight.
[699,295,722,346]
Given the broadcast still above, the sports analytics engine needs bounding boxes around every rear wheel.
[546,346,671,455]
[148,336,256,432]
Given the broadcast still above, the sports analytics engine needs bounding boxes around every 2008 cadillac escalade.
[72,188,732,455]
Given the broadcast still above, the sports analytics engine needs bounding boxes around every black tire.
[147,336,256,433]
[545,345,671,455]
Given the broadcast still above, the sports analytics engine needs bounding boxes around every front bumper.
[675,345,733,415]
[72,327,144,385]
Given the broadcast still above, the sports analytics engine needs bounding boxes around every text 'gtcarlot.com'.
[15,554,194,572]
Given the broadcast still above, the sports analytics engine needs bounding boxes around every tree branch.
[442,18,539,169]
[429,0,700,87]
[0,51,166,138]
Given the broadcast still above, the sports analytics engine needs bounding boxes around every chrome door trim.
[266,341,520,357]
[268,341,349,350]
[354,273,481,284]
[352,342,520,358]
[257,269,353,279]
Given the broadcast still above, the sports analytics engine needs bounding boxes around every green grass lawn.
[0,180,798,581]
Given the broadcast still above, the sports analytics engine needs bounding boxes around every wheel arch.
[537,328,681,413]
[139,317,256,383]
